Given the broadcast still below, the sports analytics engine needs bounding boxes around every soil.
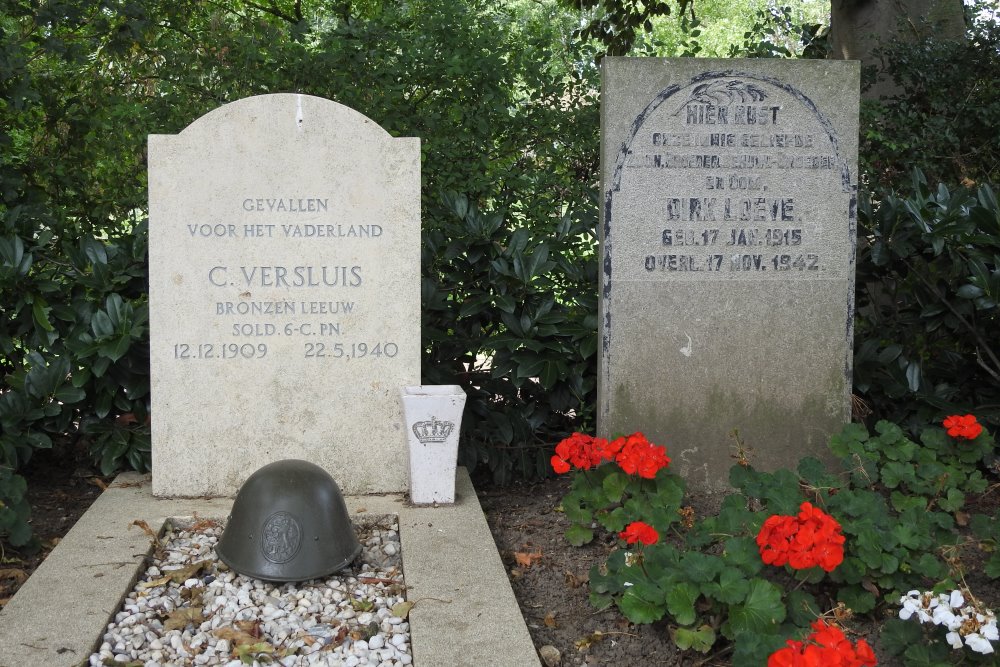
[4,451,998,666]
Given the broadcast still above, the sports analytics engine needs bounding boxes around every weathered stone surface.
[599,59,859,489]
[149,94,420,496]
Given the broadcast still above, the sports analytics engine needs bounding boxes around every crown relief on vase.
[412,416,455,444]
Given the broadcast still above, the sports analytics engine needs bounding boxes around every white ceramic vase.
[400,385,467,504]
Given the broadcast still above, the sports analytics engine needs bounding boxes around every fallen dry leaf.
[163,606,203,632]
[89,478,109,491]
[543,612,557,628]
[235,619,263,638]
[510,567,524,579]
[564,570,587,588]
[955,511,970,527]
[214,627,260,648]
[189,517,221,532]
[234,641,276,661]
[0,568,28,584]
[575,630,606,651]
[129,519,158,541]
[391,600,415,619]
[138,560,212,590]
[861,578,880,598]
[514,550,543,568]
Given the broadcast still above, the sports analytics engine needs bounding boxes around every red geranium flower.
[614,432,670,479]
[768,621,877,667]
[619,521,659,546]
[943,414,983,440]
[757,502,845,572]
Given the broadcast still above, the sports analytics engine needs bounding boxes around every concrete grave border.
[0,469,539,667]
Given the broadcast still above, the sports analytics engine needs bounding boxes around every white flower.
[946,631,964,649]
[950,590,966,608]
[622,581,634,587]
[982,621,999,642]
[965,633,995,655]
[932,605,959,629]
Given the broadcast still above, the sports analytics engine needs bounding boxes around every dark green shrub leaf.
[31,297,55,332]
[956,284,984,299]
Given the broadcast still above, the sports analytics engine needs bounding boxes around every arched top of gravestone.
[606,69,854,197]
[169,93,398,146]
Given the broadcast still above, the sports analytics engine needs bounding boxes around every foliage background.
[1,0,998,549]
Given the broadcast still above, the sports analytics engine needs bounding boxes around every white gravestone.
[149,94,420,497]
[599,59,859,489]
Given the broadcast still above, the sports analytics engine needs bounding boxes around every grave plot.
[90,516,409,667]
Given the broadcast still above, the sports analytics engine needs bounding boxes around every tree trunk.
[829,0,965,97]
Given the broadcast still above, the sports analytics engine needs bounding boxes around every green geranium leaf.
[715,494,755,535]
[786,590,820,627]
[726,578,786,636]
[602,471,628,504]
[837,586,877,614]
[599,507,629,533]
[985,553,1000,580]
[680,552,723,583]
[564,523,593,547]
[589,592,614,611]
[891,523,923,550]
[890,490,926,512]
[666,581,699,626]
[880,618,923,656]
[938,488,965,513]
[881,461,916,488]
[620,587,666,624]
[729,630,787,665]
[915,553,948,581]
[671,625,715,653]
[722,536,764,574]
[703,566,750,605]
[903,642,954,666]
[796,457,832,486]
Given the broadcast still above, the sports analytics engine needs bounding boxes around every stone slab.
[148,94,420,497]
[599,58,859,489]
[0,469,539,667]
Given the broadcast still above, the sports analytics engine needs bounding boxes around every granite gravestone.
[599,59,859,489]
[149,94,420,497]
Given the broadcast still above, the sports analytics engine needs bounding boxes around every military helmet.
[216,459,361,582]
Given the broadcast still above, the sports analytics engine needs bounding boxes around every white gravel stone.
[88,516,409,667]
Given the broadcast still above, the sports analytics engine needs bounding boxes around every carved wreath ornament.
[673,79,769,115]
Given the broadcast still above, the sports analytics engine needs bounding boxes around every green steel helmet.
[216,459,361,582]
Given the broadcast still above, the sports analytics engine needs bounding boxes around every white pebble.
[87,521,409,667]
